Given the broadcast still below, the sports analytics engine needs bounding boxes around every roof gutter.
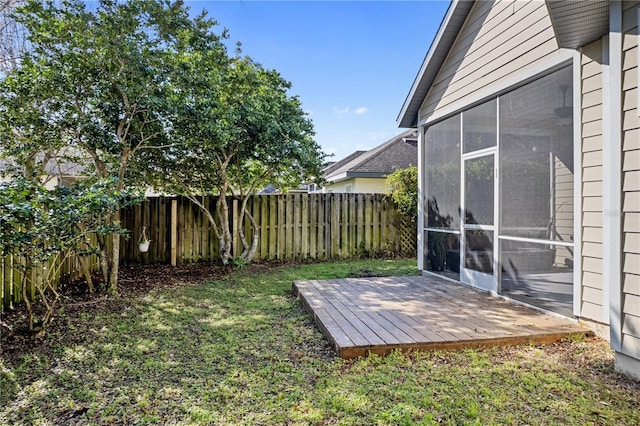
[326,171,388,183]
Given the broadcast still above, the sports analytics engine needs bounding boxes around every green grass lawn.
[1,259,639,425]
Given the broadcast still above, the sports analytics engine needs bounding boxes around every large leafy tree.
[2,0,324,291]
[0,0,229,292]
[142,54,325,264]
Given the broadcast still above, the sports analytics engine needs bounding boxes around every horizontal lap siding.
[621,2,640,355]
[581,39,605,323]
[419,0,561,122]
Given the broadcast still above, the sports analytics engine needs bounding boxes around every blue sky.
[185,1,450,162]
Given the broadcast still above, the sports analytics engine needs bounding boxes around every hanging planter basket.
[138,226,151,253]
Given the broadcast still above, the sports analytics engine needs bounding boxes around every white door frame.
[460,148,498,293]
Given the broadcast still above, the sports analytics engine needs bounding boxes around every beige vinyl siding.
[419,0,562,122]
[621,1,640,356]
[580,39,605,323]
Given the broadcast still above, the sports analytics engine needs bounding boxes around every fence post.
[232,198,239,259]
[171,198,178,266]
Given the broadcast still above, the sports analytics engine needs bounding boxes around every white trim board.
[606,1,623,353]
[572,48,582,319]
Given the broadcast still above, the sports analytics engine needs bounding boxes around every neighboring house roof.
[257,184,279,195]
[0,158,12,172]
[324,129,417,184]
[42,156,86,177]
[0,149,87,178]
[258,183,309,195]
[322,151,367,177]
[397,0,611,128]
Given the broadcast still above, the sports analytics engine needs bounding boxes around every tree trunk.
[216,195,233,265]
[21,269,34,331]
[239,202,259,262]
[77,255,95,293]
[108,210,121,294]
[96,232,110,287]
[246,212,260,262]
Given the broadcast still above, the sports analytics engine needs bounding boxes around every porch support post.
[417,126,425,270]
[605,0,622,353]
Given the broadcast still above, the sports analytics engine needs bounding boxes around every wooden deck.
[293,275,592,359]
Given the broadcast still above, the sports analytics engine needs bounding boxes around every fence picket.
[259,196,268,260]
[268,196,277,260]
[309,194,317,259]
[341,194,349,258]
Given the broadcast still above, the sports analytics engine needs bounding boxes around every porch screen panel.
[426,231,460,279]
[465,229,493,273]
[463,98,497,153]
[501,239,574,317]
[464,155,494,225]
[425,115,461,278]
[425,115,460,230]
[499,66,574,242]
[498,66,574,316]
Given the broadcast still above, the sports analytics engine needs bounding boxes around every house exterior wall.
[410,0,640,380]
[322,179,355,193]
[619,0,640,375]
[323,177,388,194]
[352,178,388,194]
[418,0,570,124]
[580,38,606,323]
[1,174,62,191]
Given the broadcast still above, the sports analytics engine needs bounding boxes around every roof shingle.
[325,129,418,182]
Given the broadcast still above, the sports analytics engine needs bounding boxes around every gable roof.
[397,0,611,129]
[396,0,474,128]
[325,129,417,183]
[322,150,367,176]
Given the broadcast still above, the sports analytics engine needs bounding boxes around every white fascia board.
[397,0,471,128]
[325,173,349,184]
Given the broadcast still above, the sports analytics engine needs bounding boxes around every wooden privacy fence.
[1,251,100,311]
[121,193,416,264]
[1,193,416,309]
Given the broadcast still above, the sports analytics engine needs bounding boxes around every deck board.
[293,275,592,358]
